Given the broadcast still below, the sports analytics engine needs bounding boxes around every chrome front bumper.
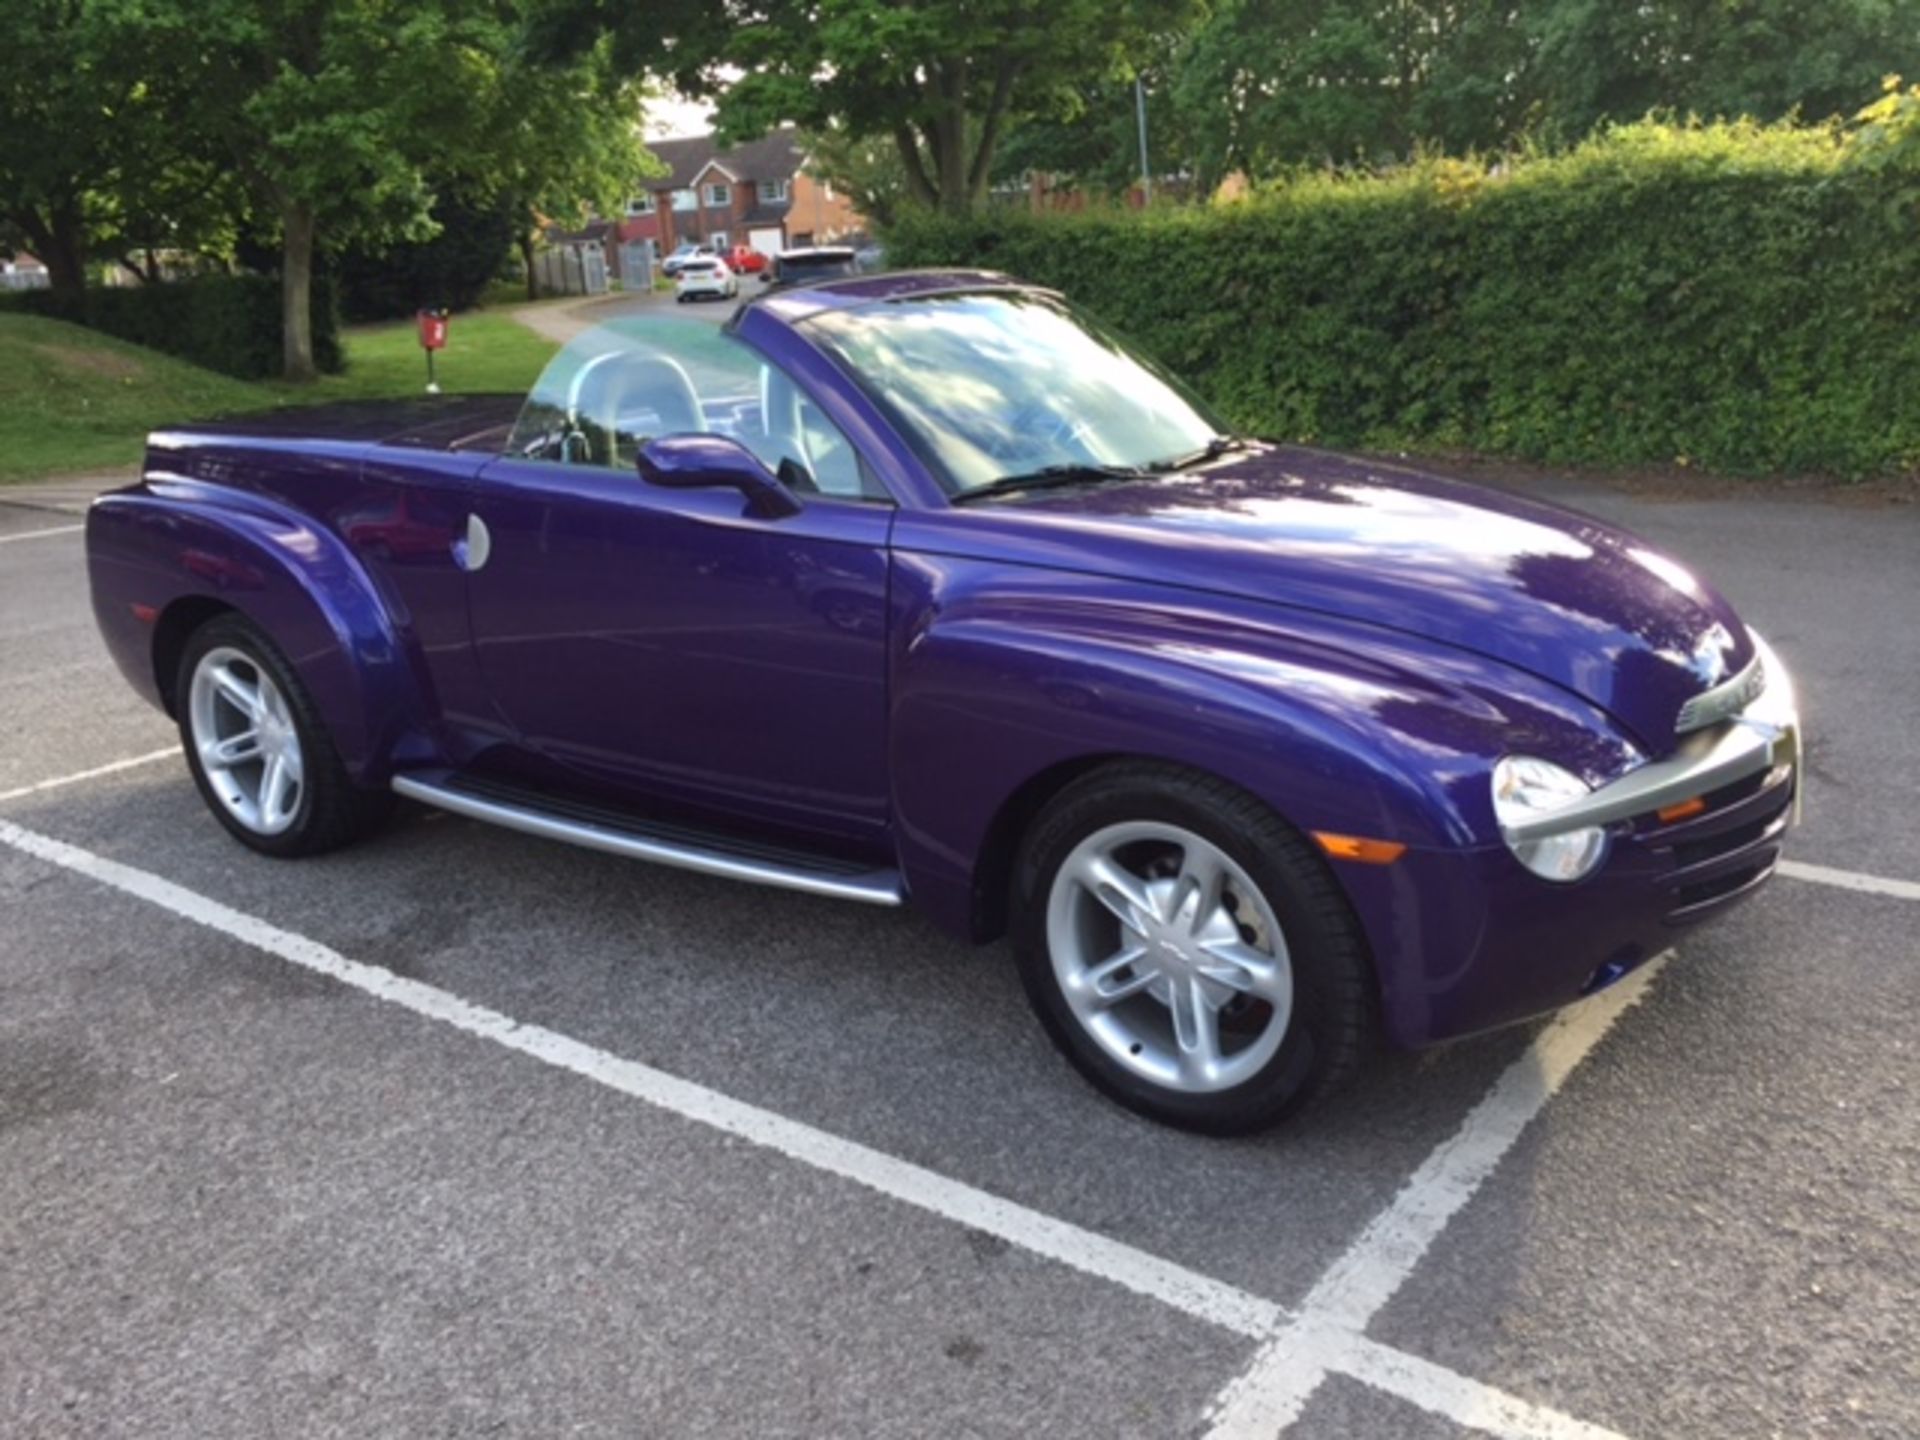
[1503,633,1801,846]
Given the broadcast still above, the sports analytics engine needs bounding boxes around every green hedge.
[4,273,342,380]
[888,121,1920,479]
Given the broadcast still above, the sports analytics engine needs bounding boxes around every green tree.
[464,42,659,301]
[990,48,1198,196]
[1168,0,1533,180]
[177,2,541,379]
[701,0,1199,215]
[1525,0,1920,140]
[0,1,206,292]
[801,128,914,230]
[1168,0,1920,185]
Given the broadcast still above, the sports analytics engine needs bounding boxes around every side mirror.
[636,433,801,519]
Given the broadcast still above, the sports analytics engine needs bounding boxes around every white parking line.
[1338,1335,1631,1440]
[0,523,84,545]
[0,809,1653,1436]
[1777,859,1920,903]
[0,816,1282,1340]
[9,747,1915,1440]
[1203,959,1665,1438]
[0,747,179,805]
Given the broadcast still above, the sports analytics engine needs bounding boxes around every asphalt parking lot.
[2,471,1916,1439]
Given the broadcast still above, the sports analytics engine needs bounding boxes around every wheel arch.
[152,595,238,716]
[963,752,1125,942]
[88,487,439,784]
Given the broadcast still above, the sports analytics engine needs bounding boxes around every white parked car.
[659,242,709,277]
[675,257,739,303]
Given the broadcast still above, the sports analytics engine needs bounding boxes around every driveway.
[1,474,1915,1439]
[508,283,742,346]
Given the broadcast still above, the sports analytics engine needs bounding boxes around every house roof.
[646,129,806,190]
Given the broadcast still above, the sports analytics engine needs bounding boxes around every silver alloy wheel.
[187,646,305,837]
[1045,821,1293,1094]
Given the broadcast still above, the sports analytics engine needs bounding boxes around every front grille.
[1636,763,1795,923]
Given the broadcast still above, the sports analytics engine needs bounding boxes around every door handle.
[454,514,492,572]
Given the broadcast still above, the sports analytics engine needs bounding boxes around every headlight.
[1491,756,1609,883]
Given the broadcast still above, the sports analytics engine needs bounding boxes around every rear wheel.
[1013,764,1375,1133]
[176,615,390,857]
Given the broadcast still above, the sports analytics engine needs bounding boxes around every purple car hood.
[908,446,1754,757]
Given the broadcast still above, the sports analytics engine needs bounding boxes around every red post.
[417,308,449,393]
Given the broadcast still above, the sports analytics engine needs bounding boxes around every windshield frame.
[794,287,1232,501]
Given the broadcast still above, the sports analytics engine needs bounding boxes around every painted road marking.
[9,750,1919,1439]
[0,524,84,545]
[0,813,1645,1437]
[0,816,1282,1339]
[0,748,179,805]
[1203,959,1665,1438]
[1777,858,1920,903]
[1338,1335,1631,1440]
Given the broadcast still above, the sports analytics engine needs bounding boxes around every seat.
[759,365,867,497]
[565,351,705,467]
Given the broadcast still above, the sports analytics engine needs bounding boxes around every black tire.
[175,614,391,858]
[1012,762,1377,1134]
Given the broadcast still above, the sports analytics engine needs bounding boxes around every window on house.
[757,179,790,204]
[705,182,731,207]
[626,194,655,215]
[671,188,698,212]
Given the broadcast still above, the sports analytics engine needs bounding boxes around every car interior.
[545,344,884,502]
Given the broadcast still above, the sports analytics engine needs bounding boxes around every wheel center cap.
[1149,931,1195,976]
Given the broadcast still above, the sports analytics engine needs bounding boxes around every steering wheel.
[982,403,1093,465]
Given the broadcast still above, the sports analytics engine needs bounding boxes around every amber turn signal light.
[1312,832,1407,865]
[1656,796,1707,823]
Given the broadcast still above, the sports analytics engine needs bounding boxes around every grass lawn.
[1,309,559,483]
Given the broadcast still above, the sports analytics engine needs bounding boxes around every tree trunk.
[931,63,970,215]
[966,58,1020,207]
[15,208,87,293]
[892,127,940,208]
[42,234,87,294]
[520,233,539,301]
[934,123,969,214]
[280,200,317,383]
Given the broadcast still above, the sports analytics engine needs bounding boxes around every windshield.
[802,291,1225,495]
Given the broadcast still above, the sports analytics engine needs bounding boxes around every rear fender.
[88,480,438,783]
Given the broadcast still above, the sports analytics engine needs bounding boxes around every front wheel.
[177,615,390,858]
[1013,764,1376,1133]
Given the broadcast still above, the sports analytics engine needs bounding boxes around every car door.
[464,318,895,850]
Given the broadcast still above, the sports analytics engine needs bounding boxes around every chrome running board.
[392,771,905,907]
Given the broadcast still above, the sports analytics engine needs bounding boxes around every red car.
[720,244,769,276]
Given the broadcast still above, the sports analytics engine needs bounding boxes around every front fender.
[888,554,1641,943]
[88,478,437,783]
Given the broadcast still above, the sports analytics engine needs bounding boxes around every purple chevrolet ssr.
[87,271,1801,1132]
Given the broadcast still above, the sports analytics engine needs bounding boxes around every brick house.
[609,129,866,275]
